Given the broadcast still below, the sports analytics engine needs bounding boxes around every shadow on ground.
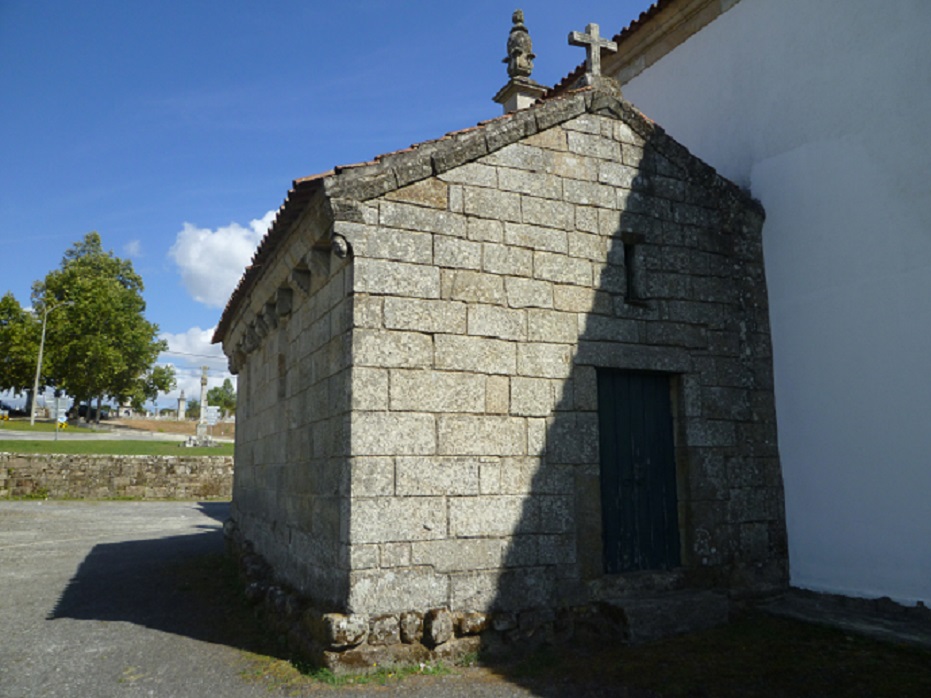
[197,500,232,524]
[39,502,931,696]
[46,502,280,660]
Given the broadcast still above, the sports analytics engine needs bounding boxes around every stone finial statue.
[504,9,535,79]
[493,9,548,113]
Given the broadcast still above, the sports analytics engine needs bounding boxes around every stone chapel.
[214,12,788,666]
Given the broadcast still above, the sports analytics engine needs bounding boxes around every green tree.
[33,232,167,423]
[0,292,39,395]
[124,364,177,412]
[185,399,201,421]
[206,377,236,417]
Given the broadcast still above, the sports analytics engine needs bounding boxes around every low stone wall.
[0,452,233,500]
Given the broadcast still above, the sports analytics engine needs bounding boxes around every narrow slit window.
[621,232,645,304]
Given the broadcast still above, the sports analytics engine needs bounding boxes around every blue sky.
[0,0,652,406]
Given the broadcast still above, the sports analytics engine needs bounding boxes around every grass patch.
[0,440,234,456]
[0,420,99,433]
[167,550,931,696]
[15,486,50,500]
[239,655,452,691]
[310,661,450,686]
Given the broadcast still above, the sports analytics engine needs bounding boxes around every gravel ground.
[0,501,270,697]
[0,427,190,442]
[0,500,628,698]
[0,423,232,442]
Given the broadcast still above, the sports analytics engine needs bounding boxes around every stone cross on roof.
[568,22,617,79]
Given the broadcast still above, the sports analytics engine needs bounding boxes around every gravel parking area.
[0,501,274,697]
[0,501,581,698]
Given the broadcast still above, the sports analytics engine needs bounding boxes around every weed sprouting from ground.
[14,487,49,500]
[239,655,452,691]
[455,650,480,667]
[303,661,451,687]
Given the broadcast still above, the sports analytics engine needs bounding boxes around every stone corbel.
[229,349,245,375]
[244,323,260,352]
[276,287,294,317]
[291,264,311,293]
[331,233,351,259]
[307,247,330,278]
[246,322,262,351]
[254,314,269,338]
[263,301,279,329]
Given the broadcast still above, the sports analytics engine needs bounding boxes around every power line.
[161,350,225,359]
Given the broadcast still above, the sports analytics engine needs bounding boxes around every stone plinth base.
[611,590,730,643]
[225,520,738,670]
[184,435,215,448]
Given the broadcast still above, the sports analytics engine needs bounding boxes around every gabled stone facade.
[215,87,787,665]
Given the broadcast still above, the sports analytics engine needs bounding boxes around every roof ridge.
[213,90,606,344]
[213,81,761,346]
[321,89,597,203]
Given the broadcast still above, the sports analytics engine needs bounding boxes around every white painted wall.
[622,0,931,604]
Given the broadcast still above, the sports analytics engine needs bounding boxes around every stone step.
[605,590,730,643]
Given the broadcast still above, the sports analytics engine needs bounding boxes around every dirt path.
[109,417,235,439]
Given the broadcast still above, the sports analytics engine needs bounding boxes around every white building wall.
[622,0,931,604]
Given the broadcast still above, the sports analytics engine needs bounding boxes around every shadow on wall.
[485,112,784,653]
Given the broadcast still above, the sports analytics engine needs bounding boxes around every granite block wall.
[217,91,787,661]
[333,108,785,616]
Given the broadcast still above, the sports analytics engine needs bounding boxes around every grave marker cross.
[568,23,617,79]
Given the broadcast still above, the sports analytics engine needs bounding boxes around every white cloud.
[157,326,234,406]
[161,326,226,365]
[168,211,275,308]
[124,239,143,258]
[165,365,236,408]
[7,326,238,412]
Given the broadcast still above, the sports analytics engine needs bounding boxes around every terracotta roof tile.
[294,170,333,185]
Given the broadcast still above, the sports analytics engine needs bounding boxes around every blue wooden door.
[597,370,680,573]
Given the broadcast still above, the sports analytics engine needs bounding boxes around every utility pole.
[195,366,209,442]
[30,300,73,426]
[199,366,208,426]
